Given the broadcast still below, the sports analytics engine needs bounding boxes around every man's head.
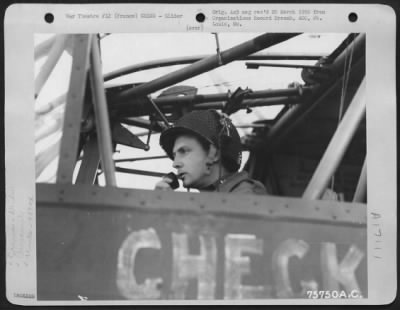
[160,110,242,188]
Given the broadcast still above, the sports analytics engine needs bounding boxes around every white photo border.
[4,3,397,305]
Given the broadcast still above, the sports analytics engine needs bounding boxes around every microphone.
[165,172,179,189]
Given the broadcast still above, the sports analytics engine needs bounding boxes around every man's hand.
[154,176,175,190]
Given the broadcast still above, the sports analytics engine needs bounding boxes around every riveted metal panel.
[37,183,367,226]
[37,184,366,300]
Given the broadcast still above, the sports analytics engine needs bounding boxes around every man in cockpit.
[155,109,266,194]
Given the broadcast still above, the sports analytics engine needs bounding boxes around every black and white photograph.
[34,31,368,301]
[4,3,397,306]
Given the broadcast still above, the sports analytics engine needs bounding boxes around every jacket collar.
[199,171,249,192]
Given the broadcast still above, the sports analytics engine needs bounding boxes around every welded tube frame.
[35,114,63,142]
[103,53,323,82]
[147,96,171,128]
[265,33,365,149]
[194,96,296,110]
[115,166,166,178]
[34,35,56,61]
[75,135,100,185]
[35,93,66,116]
[302,78,366,200]
[119,97,297,123]
[353,157,367,203]
[152,86,309,106]
[114,155,168,163]
[89,36,117,187]
[36,137,61,178]
[114,85,307,113]
[34,34,68,99]
[56,35,92,184]
[114,33,301,102]
[245,62,328,70]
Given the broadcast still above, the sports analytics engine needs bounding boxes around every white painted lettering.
[171,233,217,299]
[271,239,310,298]
[321,243,364,294]
[224,234,264,299]
[116,228,162,299]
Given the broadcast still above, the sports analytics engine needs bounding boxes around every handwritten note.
[6,186,34,268]
[370,212,383,259]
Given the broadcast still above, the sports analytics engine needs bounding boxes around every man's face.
[172,135,211,188]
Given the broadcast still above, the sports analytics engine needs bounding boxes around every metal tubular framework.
[115,167,165,178]
[353,158,367,202]
[35,35,68,99]
[114,155,168,163]
[265,34,365,149]
[119,117,153,129]
[116,95,301,119]
[119,97,297,126]
[35,115,63,142]
[56,35,92,184]
[103,53,322,82]
[34,35,56,61]
[302,78,366,200]
[36,138,60,178]
[245,62,328,70]
[193,97,296,110]
[89,36,117,186]
[75,136,100,184]
[35,93,66,116]
[151,86,310,106]
[113,33,301,103]
[147,96,171,128]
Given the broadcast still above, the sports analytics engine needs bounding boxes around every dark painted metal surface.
[37,184,367,300]
[113,86,310,109]
[75,135,99,185]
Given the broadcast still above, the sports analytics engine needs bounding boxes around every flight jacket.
[200,171,267,195]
